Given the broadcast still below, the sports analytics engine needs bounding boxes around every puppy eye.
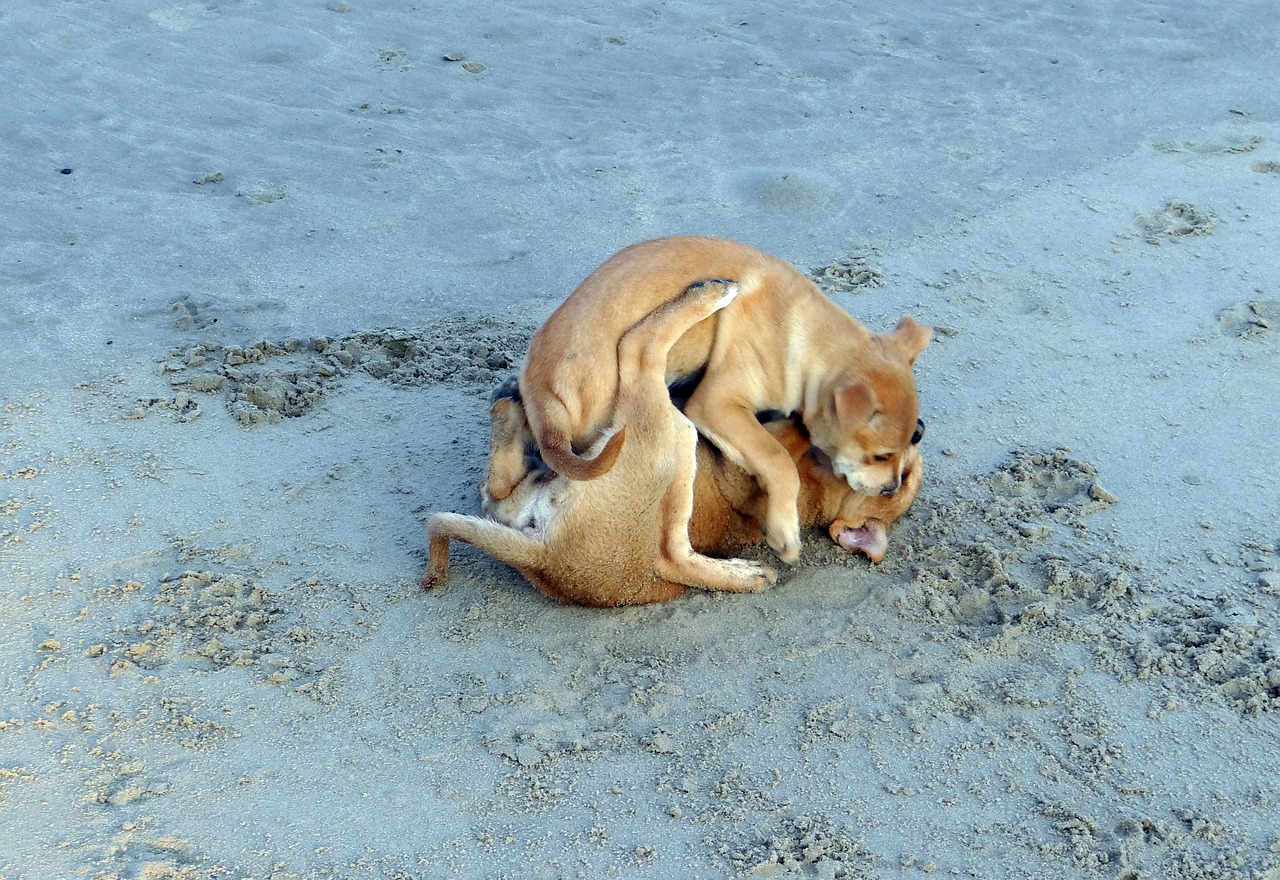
[911,418,925,445]
[872,453,892,463]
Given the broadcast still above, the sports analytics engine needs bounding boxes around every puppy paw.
[688,278,740,311]
[722,557,778,592]
[420,567,447,590]
[765,528,802,565]
[752,564,780,591]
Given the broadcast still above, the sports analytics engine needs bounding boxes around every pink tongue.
[836,521,888,561]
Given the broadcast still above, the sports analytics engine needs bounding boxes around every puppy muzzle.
[835,462,893,497]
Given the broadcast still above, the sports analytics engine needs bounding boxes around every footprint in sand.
[1216,299,1280,340]
[238,182,287,205]
[808,254,885,294]
[1135,201,1215,244]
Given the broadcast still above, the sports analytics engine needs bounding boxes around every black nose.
[879,481,901,497]
[911,418,925,445]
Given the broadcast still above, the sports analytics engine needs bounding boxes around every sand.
[2,1,1279,878]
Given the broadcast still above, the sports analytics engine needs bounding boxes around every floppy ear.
[889,316,933,364]
[834,382,877,431]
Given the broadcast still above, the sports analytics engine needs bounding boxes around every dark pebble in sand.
[60,168,73,174]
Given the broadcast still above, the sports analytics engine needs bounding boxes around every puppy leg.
[423,512,545,589]
[487,384,539,503]
[685,395,804,564]
[616,278,741,381]
[619,280,776,592]
[423,515,455,589]
[486,394,537,502]
[653,420,777,593]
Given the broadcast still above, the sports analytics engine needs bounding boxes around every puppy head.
[815,317,931,496]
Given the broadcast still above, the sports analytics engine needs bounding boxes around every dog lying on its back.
[423,289,925,606]
[424,391,923,606]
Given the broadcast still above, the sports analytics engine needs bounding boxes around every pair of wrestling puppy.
[423,236,931,607]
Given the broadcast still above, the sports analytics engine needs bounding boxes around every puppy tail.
[536,423,628,481]
[422,512,545,589]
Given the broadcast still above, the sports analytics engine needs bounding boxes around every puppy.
[425,280,777,607]
[422,379,924,609]
[515,235,931,565]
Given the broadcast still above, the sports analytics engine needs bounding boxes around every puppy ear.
[834,382,877,429]
[889,316,933,364]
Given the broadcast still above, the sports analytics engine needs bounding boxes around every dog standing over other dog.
[514,236,931,565]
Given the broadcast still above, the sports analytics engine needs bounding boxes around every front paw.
[421,564,448,590]
[765,521,802,565]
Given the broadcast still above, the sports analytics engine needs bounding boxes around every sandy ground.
[3,1,1280,878]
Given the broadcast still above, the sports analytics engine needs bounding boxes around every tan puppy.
[426,280,777,606]
[422,379,924,608]
[515,235,932,565]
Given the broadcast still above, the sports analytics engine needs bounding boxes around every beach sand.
[2,1,1278,877]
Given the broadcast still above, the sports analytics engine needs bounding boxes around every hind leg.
[423,511,546,590]
[618,281,777,592]
[653,416,778,592]
[486,390,538,502]
[616,278,740,383]
[422,515,455,589]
